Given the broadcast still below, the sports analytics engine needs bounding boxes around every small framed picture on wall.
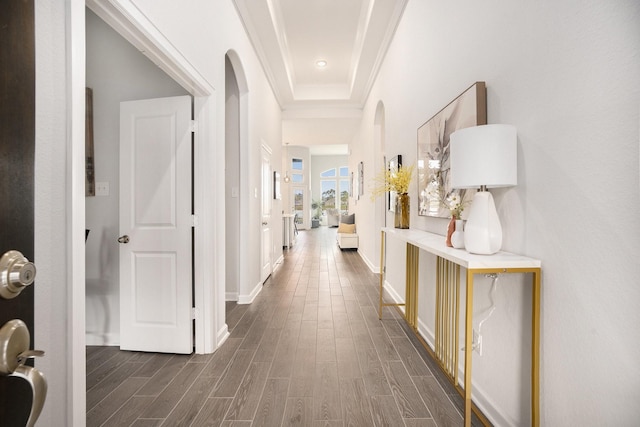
[273,171,281,200]
[358,161,364,199]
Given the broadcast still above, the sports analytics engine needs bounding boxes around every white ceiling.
[233,0,407,154]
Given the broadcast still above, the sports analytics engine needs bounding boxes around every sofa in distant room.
[336,213,358,249]
[326,208,340,227]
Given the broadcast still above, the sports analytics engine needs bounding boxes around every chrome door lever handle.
[117,235,130,244]
[0,320,45,376]
[17,350,45,365]
[0,319,47,427]
[10,364,47,427]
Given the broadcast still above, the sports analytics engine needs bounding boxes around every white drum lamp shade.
[450,124,517,254]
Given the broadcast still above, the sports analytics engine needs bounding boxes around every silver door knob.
[117,235,130,244]
[0,250,36,300]
[262,221,268,225]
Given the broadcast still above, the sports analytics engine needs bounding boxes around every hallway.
[86,227,478,426]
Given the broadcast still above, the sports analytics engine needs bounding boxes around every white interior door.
[119,95,192,354]
[261,145,272,283]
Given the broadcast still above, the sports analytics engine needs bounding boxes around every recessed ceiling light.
[315,60,327,68]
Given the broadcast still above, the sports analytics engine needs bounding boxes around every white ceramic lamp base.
[463,191,502,255]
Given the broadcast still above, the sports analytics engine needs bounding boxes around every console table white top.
[382,227,541,270]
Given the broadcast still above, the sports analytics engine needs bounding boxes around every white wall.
[35,0,87,424]
[84,9,189,345]
[129,0,283,301]
[352,0,640,425]
[35,0,284,423]
[37,0,639,424]
[225,55,241,301]
[35,2,74,424]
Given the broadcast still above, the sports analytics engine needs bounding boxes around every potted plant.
[311,200,321,228]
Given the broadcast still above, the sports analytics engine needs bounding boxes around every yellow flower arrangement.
[371,163,415,199]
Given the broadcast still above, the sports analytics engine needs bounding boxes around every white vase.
[451,219,465,249]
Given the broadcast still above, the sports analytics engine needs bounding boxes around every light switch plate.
[95,181,109,196]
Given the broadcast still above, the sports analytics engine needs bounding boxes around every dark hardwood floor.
[86,227,480,426]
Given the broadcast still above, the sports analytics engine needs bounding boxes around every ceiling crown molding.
[232,0,407,110]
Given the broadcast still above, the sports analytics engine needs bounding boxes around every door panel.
[119,96,192,354]
[0,1,36,425]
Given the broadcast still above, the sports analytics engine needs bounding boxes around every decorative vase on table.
[395,193,410,229]
[446,217,456,246]
[451,219,465,249]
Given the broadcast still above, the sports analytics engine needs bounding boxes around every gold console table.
[379,228,541,427]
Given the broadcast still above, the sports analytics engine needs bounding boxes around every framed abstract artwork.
[273,171,281,200]
[387,155,402,212]
[349,171,353,197]
[358,161,364,199]
[86,87,95,197]
[417,82,487,217]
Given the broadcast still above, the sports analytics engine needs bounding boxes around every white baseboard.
[385,283,513,427]
[86,324,232,359]
[237,281,263,304]
[225,292,239,301]
[216,324,230,348]
[85,332,119,346]
[274,254,284,266]
[359,251,380,274]
[416,317,435,350]
[382,280,405,315]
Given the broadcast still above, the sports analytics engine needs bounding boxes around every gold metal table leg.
[378,230,407,319]
[532,268,541,427]
[462,267,541,427]
[378,233,541,427]
[434,257,460,382]
[405,244,419,329]
[379,230,385,319]
[464,270,474,427]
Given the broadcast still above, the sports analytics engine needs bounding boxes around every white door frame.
[260,143,273,284]
[85,1,227,353]
[68,2,228,424]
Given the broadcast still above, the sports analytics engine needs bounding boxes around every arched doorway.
[224,51,251,303]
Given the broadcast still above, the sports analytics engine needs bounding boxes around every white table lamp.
[450,124,517,254]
